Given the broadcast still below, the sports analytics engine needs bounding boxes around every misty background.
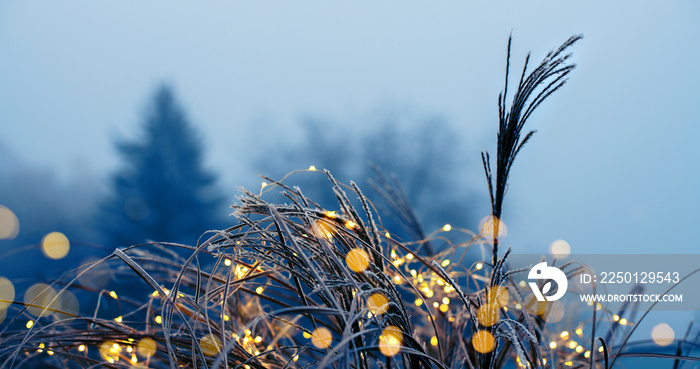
[1,2,699,275]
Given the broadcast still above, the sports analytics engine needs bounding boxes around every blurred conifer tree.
[99,84,225,247]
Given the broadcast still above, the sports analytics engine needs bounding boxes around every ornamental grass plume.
[482,34,582,266]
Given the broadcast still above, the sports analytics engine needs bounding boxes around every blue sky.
[1,1,699,255]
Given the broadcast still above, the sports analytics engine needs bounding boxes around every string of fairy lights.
[0,173,681,367]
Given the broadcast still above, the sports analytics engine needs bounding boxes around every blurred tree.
[256,112,480,250]
[98,84,225,247]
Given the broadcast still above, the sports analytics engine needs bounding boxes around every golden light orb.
[367,293,390,315]
[651,323,675,347]
[346,248,370,273]
[472,330,495,354]
[0,205,19,240]
[310,327,333,349]
[379,326,403,357]
[41,232,70,259]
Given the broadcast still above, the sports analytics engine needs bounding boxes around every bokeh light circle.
[379,326,403,357]
[200,333,222,356]
[550,239,571,259]
[346,248,370,273]
[23,283,59,317]
[478,215,507,241]
[0,276,15,310]
[311,327,333,349]
[41,232,70,259]
[137,337,157,358]
[543,300,565,323]
[0,206,20,240]
[476,303,500,327]
[487,286,509,308]
[368,293,389,315]
[651,323,675,347]
[472,330,495,354]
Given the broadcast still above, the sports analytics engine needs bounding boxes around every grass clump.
[2,34,698,369]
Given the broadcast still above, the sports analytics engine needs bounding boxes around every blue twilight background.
[1,2,699,358]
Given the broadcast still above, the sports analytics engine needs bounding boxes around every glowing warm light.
[478,215,507,241]
[472,330,495,354]
[430,336,438,346]
[476,262,483,270]
[78,345,86,352]
[575,345,583,353]
[41,232,70,260]
[0,277,15,310]
[315,220,335,240]
[550,239,571,259]
[200,333,222,356]
[256,286,264,294]
[575,328,583,336]
[137,338,157,358]
[114,316,122,323]
[154,315,162,324]
[439,304,449,313]
[368,293,390,315]
[612,314,619,321]
[345,221,356,229]
[651,323,675,347]
[584,351,591,358]
[109,291,118,299]
[406,253,414,260]
[26,320,33,329]
[379,326,403,357]
[487,286,509,308]
[346,248,370,273]
[309,165,317,171]
[310,327,333,349]
[442,224,452,231]
[0,205,20,240]
[24,283,59,317]
[560,331,569,339]
[476,303,500,327]
[549,341,556,349]
[564,361,573,366]
[568,341,577,349]
[525,296,546,316]
[414,299,423,307]
[441,259,450,267]
[254,336,262,343]
[99,341,121,363]
[619,318,628,326]
[224,259,232,266]
[442,297,450,304]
